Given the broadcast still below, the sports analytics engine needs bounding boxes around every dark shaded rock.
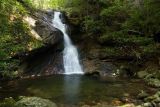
[15,97,57,107]
[120,67,135,77]
[98,62,116,77]
[114,62,140,78]
[64,11,83,43]
[154,32,160,43]
[85,71,100,77]
[83,58,116,78]
[19,44,64,76]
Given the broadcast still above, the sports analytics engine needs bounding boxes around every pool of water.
[0,75,152,106]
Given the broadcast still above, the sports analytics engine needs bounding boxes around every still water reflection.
[0,75,150,105]
[64,75,81,103]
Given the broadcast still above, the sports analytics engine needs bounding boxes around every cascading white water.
[52,11,83,74]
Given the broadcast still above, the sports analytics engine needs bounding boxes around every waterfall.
[52,12,83,74]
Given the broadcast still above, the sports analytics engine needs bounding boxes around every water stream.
[52,12,83,74]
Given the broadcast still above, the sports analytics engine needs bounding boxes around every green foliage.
[0,0,43,79]
[140,44,160,56]
[0,19,30,60]
[0,59,20,79]
[26,0,84,11]
[100,5,127,21]
[99,0,129,31]
[82,16,103,35]
[99,32,124,42]
[0,0,16,14]
[101,47,123,57]
[123,0,160,36]
[99,31,153,45]
[100,46,141,59]
[0,0,27,33]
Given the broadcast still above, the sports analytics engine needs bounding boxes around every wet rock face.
[34,10,63,45]
[34,19,63,45]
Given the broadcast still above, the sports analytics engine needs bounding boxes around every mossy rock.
[137,91,149,99]
[144,73,160,88]
[15,97,57,107]
[146,78,160,88]
[144,91,160,103]
[137,71,149,79]
[0,97,16,107]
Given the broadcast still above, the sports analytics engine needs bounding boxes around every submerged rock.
[118,103,135,107]
[144,91,160,102]
[81,102,115,107]
[137,91,149,100]
[147,78,160,88]
[15,97,57,107]
[140,102,153,107]
[135,91,160,107]
[144,74,160,88]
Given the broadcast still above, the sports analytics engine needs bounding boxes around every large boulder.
[15,97,57,107]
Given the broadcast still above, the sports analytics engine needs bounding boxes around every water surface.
[0,75,152,106]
